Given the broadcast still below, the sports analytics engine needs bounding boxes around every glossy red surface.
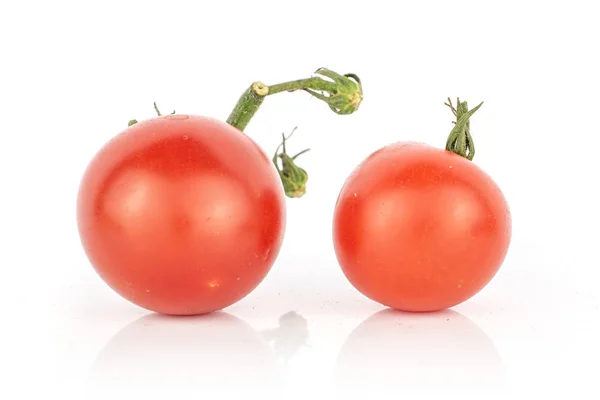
[77,115,286,315]
[333,142,511,311]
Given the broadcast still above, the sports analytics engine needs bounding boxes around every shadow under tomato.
[334,308,508,399]
[87,311,282,398]
[260,310,310,364]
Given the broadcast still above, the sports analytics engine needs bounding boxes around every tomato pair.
[77,71,511,315]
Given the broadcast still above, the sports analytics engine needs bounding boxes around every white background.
[1,0,599,399]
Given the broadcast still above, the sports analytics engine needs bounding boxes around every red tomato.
[77,115,286,315]
[332,142,511,312]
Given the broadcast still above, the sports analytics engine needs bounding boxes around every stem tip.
[252,81,269,96]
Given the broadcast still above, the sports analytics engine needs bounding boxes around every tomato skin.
[332,142,511,312]
[77,115,286,315]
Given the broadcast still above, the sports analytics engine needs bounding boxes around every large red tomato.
[77,115,286,315]
[332,142,511,312]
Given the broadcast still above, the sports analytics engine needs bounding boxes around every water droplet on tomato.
[165,114,189,120]
[183,135,189,140]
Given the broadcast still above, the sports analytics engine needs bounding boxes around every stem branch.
[226,68,362,132]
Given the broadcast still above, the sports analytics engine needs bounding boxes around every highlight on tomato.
[332,98,511,312]
[77,68,363,315]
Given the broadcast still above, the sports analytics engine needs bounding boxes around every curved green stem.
[268,77,337,95]
[226,68,363,131]
[444,98,483,161]
[126,68,363,199]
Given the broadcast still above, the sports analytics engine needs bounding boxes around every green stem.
[444,98,483,161]
[226,68,362,132]
[127,68,362,199]
[225,82,268,132]
[268,78,337,95]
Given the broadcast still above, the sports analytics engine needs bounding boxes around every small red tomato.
[77,115,286,315]
[332,142,511,312]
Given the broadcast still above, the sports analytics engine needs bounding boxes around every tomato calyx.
[296,68,363,116]
[444,98,483,161]
[273,127,310,198]
[128,102,175,127]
